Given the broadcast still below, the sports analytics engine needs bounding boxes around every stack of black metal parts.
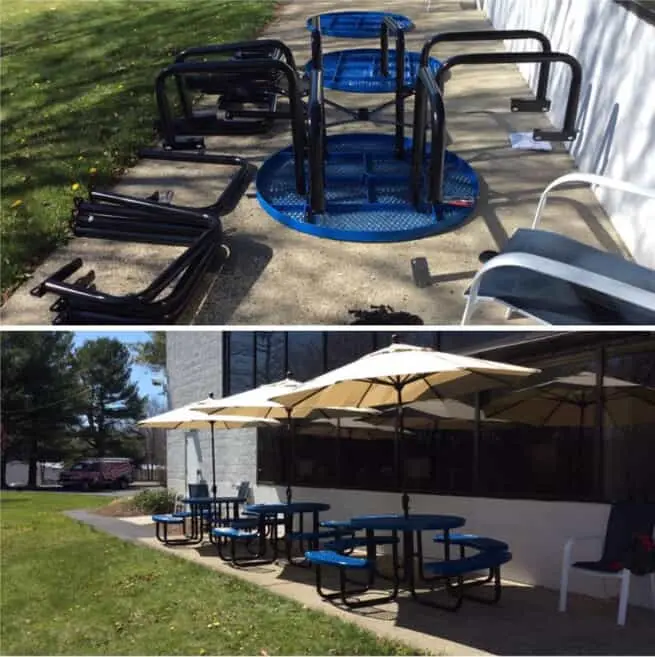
[31,39,299,325]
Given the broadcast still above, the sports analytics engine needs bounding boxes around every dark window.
[287,332,325,381]
[601,339,655,503]
[237,331,654,503]
[227,332,255,394]
[255,332,287,385]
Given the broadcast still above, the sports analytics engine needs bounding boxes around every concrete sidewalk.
[1,0,627,326]
[73,510,655,656]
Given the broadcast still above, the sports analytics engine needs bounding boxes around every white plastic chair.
[461,173,655,325]
[558,502,655,626]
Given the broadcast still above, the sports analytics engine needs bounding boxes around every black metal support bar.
[435,51,582,141]
[310,20,323,71]
[155,61,307,196]
[380,16,407,157]
[173,40,296,121]
[420,30,554,111]
[412,51,582,209]
[308,68,326,215]
[410,67,446,207]
[175,39,297,69]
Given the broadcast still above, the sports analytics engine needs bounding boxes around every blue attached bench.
[434,533,509,552]
[324,535,399,553]
[212,524,269,567]
[417,549,512,611]
[152,514,190,545]
[305,549,398,608]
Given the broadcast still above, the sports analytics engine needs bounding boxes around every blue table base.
[256,133,480,243]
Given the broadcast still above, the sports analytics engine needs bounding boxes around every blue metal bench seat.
[211,526,259,540]
[417,549,512,611]
[305,550,372,570]
[287,530,340,542]
[152,514,189,545]
[305,545,400,608]
[324,535,399,552]
[434,533,509,552]
[424,550,512,577]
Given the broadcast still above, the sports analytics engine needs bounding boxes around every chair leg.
[558,554,571,612]
[617,569,631,626]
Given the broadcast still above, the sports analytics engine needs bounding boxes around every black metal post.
[420,30,553,110]
[434,52,582,142]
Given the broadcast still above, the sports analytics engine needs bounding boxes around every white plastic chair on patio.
[559,501,655,626]
[460,173,655,325]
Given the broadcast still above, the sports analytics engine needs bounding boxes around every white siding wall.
[479,0,655,268]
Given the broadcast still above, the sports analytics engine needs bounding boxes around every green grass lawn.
[0,491,418,655]
[0,0,276,296]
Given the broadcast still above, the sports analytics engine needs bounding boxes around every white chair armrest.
[532,172,655,231]
[562,534,604,565]
[460,251,655,325]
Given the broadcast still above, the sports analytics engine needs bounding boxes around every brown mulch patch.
[94,497,143,517]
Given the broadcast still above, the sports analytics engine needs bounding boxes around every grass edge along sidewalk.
[0,491,418,656]
[0,0,276,298]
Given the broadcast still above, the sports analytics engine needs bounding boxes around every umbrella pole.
[210,421,217,499]
[395,385,410,518]
[286,409,293,505]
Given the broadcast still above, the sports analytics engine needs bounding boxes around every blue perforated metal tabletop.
[306,11,415,38]
[306,49,441,94]
[256,133,479,243]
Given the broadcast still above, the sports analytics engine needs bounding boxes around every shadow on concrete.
[275,563,655,656]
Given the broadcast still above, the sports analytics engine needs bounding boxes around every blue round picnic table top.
[245,502,331,515]
[306,11,415,39]
[349,514,466,532]
[182,496,246,504]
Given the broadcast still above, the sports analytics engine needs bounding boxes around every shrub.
[131,489,177,515]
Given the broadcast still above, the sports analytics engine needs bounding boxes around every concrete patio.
[71,511,655,656]
[1,0,629,326]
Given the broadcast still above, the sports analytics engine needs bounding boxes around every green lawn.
[0,491,417,655]
[0,0,276,295]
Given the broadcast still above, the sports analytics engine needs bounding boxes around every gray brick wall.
[165,331,257,499]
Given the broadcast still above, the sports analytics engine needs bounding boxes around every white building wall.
[252,483,654,609]
[478,0,655,268]
[165,331,257,498]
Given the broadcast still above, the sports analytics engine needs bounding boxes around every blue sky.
[72,331,166,407]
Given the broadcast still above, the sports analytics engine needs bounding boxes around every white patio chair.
[461,173,655,325]
[559,502,655,626]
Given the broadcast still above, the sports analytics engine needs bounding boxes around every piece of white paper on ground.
[509,131,553,151]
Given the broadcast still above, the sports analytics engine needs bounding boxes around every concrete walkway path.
[2,0,627,326]
[70,510,655,656]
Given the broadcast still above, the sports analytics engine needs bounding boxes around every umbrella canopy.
[365,408,513,431]
[271,341,539,515]
[298,416,412,438]
[190,379,381,502]
[483,371,655,427]
[271,342,539,410]
[139,398,279,498]
[190,378,302,419]
[139,405,282,430]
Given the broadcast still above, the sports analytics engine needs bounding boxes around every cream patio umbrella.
[482,372,655,427]
[191,377,381,502]
[271,339,539,515]
[139,396,280,498]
